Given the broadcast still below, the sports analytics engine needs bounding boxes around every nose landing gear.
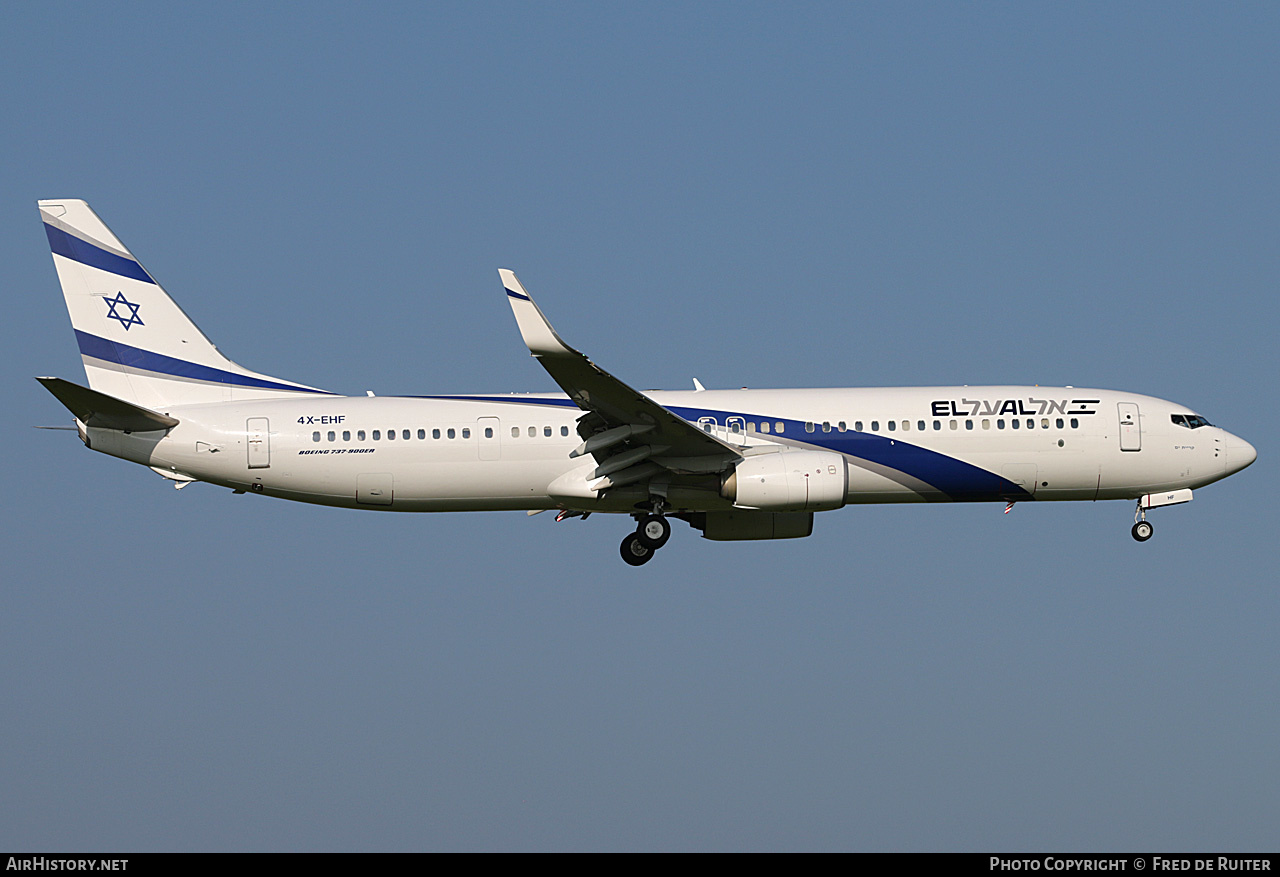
[1129,489,1192,542]
[1132,500,1154,542]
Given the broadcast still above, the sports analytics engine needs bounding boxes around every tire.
[621,532,654,566]
[636,514,671,550]
[1132,521,1154,542]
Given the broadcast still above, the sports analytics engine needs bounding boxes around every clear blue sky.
[2,2,1277,851]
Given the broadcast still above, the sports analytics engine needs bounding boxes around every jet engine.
[720,451,847,511]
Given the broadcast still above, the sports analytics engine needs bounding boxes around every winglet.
[496,270,743,463]
[499,269,574,357]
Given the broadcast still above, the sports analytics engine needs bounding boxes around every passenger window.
[358,430,366,441]
[343,430,350,441]
[760,422,771,434]
[485,427,493,438]
[775,422,784,433]
[327,431,335,442]
[544,426,552,437]
[373,430,381,440]
[950,420,957,430]
[933,420,940,430]
[888,421,896,432]
[901,420,909,431]
[822,421,831,433]
[418,429,426,439]
[528,426,536,437]
[388,430,396,440]
[432,429,440,439]
[1056,418,1063,429]
[998,419,1005,429]
[1026,419,1034,429]
[462,428,471,439]
[1071,418,1079,429]
[965,420,973,430]
[805,422,815,433]
[312,431,321,442]
[855,421,863,432]
[982,419,990,430]
[917,421,925,431]
[747,422,756,433]
[511,426,519,437]
[871,421,879,431]
[838,421,846,432]
[1040,419,1049,430]
[561,425,569,436]
[1012,419,1020,429]
[447,428,455,439]
[402,429,410,440]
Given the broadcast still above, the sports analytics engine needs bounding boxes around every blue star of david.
[103,291,144,331]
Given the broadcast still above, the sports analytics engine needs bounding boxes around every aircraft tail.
[38,199,328,408]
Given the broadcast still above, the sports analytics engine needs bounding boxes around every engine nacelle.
[721,451,848,512]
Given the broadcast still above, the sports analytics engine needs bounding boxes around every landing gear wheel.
[1132,521,1154,542]
[620,532,655,566]
[636,514,671,550]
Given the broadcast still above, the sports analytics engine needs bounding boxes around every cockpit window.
[1171,414,1213,429]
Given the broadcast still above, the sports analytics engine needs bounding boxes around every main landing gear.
[1132,500,1154,542]
[619,509,673,566]
[620,532,654,566]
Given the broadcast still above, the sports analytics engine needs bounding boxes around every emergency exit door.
[478,416,501,461]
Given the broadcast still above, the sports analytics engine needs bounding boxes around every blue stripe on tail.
[45,223,154,284]
[75,330,330,394]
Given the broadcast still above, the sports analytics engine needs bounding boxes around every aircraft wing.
[501,270,741,490]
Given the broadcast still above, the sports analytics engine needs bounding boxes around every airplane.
[35,199,1257,566]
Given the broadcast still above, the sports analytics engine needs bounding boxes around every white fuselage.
[35,199,1258,558]
[88,385,1254,514]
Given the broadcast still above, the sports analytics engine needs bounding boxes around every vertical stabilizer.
[39,200,328,408]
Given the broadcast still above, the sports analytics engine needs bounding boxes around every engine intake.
[721,451,848,511]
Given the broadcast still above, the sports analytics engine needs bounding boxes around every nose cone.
[1227,434,1257,473]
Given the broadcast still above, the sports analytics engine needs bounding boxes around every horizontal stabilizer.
[36,377,179,431]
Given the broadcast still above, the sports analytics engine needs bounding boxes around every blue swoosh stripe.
[75,330,330,394]
[411,394,1029,500]
[663,405,1030,501]
[45,223,155,284]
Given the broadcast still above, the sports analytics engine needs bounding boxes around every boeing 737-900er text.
[36,200,1257,565]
